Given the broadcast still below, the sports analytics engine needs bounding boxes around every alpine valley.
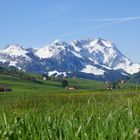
[0,38,140,81]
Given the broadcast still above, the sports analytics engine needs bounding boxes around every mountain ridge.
[0,38,139,81]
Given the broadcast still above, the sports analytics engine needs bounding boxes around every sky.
[0,0,140,62]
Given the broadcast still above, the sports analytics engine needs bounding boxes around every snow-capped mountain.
[1,44,27,57]
[0,38,140,81]
[70,38,139,74]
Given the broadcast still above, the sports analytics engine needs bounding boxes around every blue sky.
[0,0,140,62]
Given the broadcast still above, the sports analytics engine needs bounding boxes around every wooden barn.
[0,85,12,92]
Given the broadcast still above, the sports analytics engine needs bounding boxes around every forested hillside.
[0,66,39,81]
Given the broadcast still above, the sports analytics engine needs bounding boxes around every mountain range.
[0,38,140,81]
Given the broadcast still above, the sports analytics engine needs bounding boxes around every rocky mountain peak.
[0,37,140,80]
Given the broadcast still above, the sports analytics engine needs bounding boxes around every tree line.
[0,66,37,82]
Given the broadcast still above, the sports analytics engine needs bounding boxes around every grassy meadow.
[0,74,140,139]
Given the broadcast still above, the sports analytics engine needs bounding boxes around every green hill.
[0,66,106,96]
[0,73,106,96]
[0,66,140,97]
[0,72,140,97]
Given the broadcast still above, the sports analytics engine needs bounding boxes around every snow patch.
[72,51,83,58]
[81,65,105,75]
[115,63,140,74]
[101,40,112,47]
[48,70,67,77]
[9,61,17,67]
[1,45,27,57]
[0,58,7,63]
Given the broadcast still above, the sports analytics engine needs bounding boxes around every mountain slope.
[70,38,138,74]
[0,38,139,81]
[129,71,140,84]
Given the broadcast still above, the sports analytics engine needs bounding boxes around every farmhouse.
[0,85,12,92]
[42,74,49,80]
[66,86,77,90]
[73,76,77,79]
[105,82,120,90]
[120,80,127,84]
[105,83,113,90]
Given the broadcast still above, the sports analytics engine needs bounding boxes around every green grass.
[0,74,106,96]
[0,74,140,139]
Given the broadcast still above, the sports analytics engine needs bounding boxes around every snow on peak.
[71,38,93,45]
[101,39,113,47]
[71,40,81,46]
[0,44,28,57]
[0,37,140,76]
[36,38,140,75]
[4,44,23,50]
[36,40,68,59]
[89,38,113,48]
[52,39,67,46]
[70,38,140,74]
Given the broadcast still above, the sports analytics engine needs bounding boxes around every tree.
[112,82,120,89]
[62,80,68,88]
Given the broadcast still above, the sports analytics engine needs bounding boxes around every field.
[0,74,140,140]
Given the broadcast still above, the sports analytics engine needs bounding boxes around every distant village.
[42,73,127,91]
[0,71,127,93]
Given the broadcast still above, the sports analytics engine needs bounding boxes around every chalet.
[105,81,109,84]
[0,85,12,92]
[105,82,120,90]
[105,83,113,90]
[65,86,77,90]
[42,74,49,80]
[120,80,127,84]
[73,76,77,79]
